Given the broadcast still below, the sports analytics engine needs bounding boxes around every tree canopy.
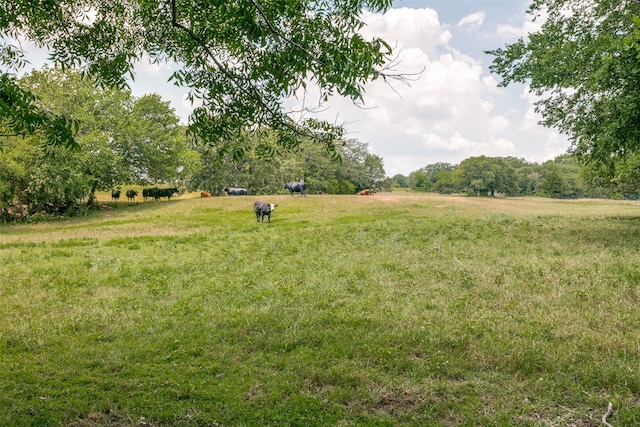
[398,155,630,199]
[0,68,196,217]
[487,0,640,187]
[2,0,397,156]
[0,68,389,221]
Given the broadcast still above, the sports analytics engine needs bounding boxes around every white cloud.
[457,12,486,31]
[496,9,545,38]
[300,6,571,176]
[361,8,451,58]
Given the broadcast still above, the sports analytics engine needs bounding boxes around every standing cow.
[254,201,277,223]
[284,180,306,197]
[158,187,179,200]
[111,189,121,202]
[223,187,247,196]
[142,187,158,201]
[126,189,138,202]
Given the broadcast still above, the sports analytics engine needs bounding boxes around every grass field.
[1,192,639,426]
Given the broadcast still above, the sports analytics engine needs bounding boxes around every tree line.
[0,68,389,222]
[4,1,640,214]
[393,155,639,200]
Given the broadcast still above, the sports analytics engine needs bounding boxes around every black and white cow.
[111,189,121,202]
[223,187,248,196]
[284,180,306,197]
[254,201,277,223]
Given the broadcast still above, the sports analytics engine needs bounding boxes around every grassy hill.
[1,193,639,426]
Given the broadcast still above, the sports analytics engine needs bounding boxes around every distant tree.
[408,162,455,192]
[378,177,393,192]
[362,153,387,192]
[188,132,263,195]
[23,145,92,213]
[538,167,569,199]
[524,171,542,196]
[432,170,457,194]
[17,69,132,206]
[391,174,408,188]
[188,135,386,195]
[0,137,31,219]
[408,170,431,191]
[2,68,194,214]
[124,94,199,184]
[319,139,386,193]
[454,156,519,196]
[501,157,537,195]
[422,162,456,182]
[488,0,640,189]
[536,155,593,199]
[327,179,356,195]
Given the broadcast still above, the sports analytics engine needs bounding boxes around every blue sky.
[279,0,570,176]
[15,0,569,176]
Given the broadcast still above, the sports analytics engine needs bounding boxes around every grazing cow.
[200,191,212,198]
[142,187,158,201]
[357,189,372,195]
[317,190,324,195]
[223,187,247,196]
[111,189,121,202]
[126,189,138,202]
[254,201,277,223]
[284,180,306,197]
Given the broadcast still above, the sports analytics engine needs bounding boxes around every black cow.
[284,181,306,197]
[111,189,121,202]
[158,187,179,200]
[223,187,247,196]
[126,189,138,202]
[254,201,277,223]
[142,187,158,201]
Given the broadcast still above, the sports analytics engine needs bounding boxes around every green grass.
[1,193,639,426]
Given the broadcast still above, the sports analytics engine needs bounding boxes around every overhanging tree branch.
[167,0,344,149]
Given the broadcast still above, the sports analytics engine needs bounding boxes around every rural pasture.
[1,193,639,426]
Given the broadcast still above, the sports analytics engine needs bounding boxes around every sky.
[15,0,571,177]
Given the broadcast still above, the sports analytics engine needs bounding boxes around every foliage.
[431,169,457,194]
[0,68,193,216]
[537,155,585,199]
[0,137,31,220]
[400,155,629,199]
[454,156,520,196]
[409,162,455,192]
[0,73,78,148]
[188,136,387,195]
[391,174,408,188]
[408,170,431,191]
[1,67,388,220]
[124,94,200,184]
[2,194,640,425]
[2,0,397,155]
[487,0,640,187]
